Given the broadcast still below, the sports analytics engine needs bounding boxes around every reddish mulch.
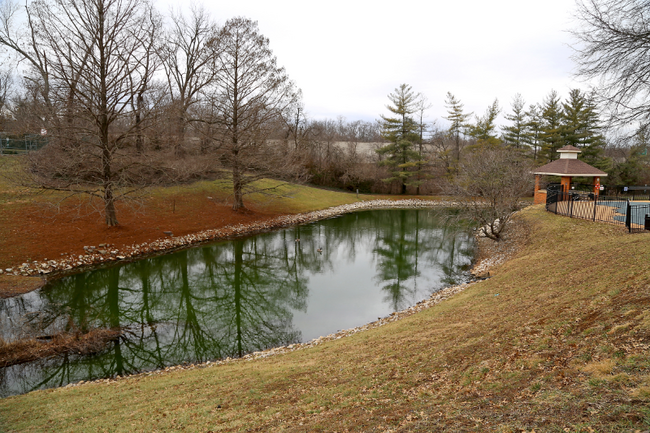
[0,192,282,297]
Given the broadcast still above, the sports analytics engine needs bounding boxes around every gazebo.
[533,145,608,204]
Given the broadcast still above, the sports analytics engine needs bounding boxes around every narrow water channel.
[0,209,475,397]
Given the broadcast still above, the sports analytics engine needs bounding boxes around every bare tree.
[414,95,432,194]
[204,17,299,211]
[18,0,163,226]
[130,7,163,154]
[0,69,12,118]
[573,0,650,129]
[430,122,455,176]
[450,146,533,241]
[282,98,310,150]
[160,5,218,155]
[0,0,52,125]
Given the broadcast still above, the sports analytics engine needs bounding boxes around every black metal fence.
[546,190,650,233]
[546,183,650,201]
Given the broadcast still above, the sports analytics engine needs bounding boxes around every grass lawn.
[1,205,649,432]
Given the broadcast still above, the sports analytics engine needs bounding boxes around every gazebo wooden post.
[593,176,601,197]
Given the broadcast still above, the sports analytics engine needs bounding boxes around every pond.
[0,209,475,398]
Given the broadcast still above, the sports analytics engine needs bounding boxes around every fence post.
[593,196,597,221]
[625,200,632,233]
[569,195,574,218]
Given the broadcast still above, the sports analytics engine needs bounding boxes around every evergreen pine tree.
[502,94,528,149]
[443,92,471,170]
[561,89,610,170]
[468,99,501,146]
[524,103,543,161]
[376,84,425,194]
[539,90,564,162]
[559,89,589,148]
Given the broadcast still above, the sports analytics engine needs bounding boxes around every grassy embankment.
[0,205,649,432]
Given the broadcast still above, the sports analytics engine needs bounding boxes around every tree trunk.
[104,185,118,226]
[103,145,119,226]
[135,93,144,153]
[232,156,245,211]
[174,102,186,157]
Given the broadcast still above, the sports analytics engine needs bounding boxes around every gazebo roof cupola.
[557,145,580,159]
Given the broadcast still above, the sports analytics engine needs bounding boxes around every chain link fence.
[0,134,48,154]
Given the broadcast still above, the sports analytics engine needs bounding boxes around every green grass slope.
[1,206,649,432]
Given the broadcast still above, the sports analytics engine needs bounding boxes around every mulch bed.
[0,193,281,297]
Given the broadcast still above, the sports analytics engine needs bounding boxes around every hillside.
[0,206,648,432]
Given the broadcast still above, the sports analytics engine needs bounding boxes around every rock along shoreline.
[3,199,464,280]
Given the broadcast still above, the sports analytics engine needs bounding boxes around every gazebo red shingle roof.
[532,158,608,177]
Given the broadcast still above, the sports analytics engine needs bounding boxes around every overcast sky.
[172,0,584,128]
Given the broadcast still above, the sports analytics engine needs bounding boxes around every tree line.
[371,84,650,197]
[0,0,648,227]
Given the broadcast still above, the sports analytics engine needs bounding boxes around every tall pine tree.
[502,94,528,149]
[376,84,425,194]
[443,92,471,171]
[525,103,543,161]
[539,90,564,162]
[468,99,501,146]
[561,89,609,170]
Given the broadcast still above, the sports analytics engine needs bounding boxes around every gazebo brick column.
[561,176,572,193]
[533,175,547,204]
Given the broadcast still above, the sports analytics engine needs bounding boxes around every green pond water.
[0,209,475,397]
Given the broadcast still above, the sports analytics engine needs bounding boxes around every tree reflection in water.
[0,209,474,397]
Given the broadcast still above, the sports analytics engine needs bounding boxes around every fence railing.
[546,190,650,233]
[545,183,650,201]
[0,134,48,154]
